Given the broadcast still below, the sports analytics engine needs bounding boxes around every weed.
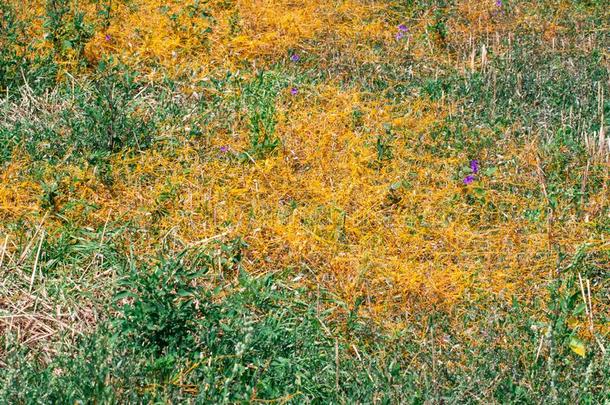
[374,124,395,165]
[44,0,94,64]
[113,251,213,356]
[242,72,284,159]
[0,4,26,91]
[74,59,154,154]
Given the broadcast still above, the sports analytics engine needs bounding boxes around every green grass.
[1,236,608,403]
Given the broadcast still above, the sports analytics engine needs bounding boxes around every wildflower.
[495,0,502,6]
[104,34,111,42]
[290,87,298,95]
[220,146,229,153]
[290,54,300,62]
[395,32,405,40]
[398,24,408,32]
[463,175,475,185]
[470,159,479,174]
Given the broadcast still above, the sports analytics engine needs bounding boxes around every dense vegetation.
[0,0,608,402]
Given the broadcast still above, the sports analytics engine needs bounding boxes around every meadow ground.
[0,0,608,402]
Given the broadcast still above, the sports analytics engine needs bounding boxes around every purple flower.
[104,34,111,42]
[463,175,475,185]
[395,32,405,40]
[290,54,300,62]
[495,0,502,6]
[290,87,298,95]
[398,24,408,32]
[470,159,479,174]
[220,146,229,153]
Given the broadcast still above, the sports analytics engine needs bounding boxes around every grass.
[2,240,607,402]
[0,0,608,402]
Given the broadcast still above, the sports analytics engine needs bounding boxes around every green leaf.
[390,181,402,190]
[113,290,136,301]
[569,337,586,358]
[573,302,586,316]
[177,289,194,297]
[484,167,498,176]
[474,187,486,197]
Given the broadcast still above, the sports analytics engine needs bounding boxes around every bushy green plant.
[242,71,285,159]
[0,3,26,91]
[113,251,213,356]
[44,0,94,63]
[1,59,157,168]
[72,59,155,155]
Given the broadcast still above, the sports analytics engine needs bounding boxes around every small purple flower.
[470,159,479,174]
[463,175,475,185]
[290,87,298,95]
[220,146,229,153]
[395,32,405,40]
[104,34,111,42]
[290,54,300,62]
[495,0,502,6]
[398,24,408,32]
